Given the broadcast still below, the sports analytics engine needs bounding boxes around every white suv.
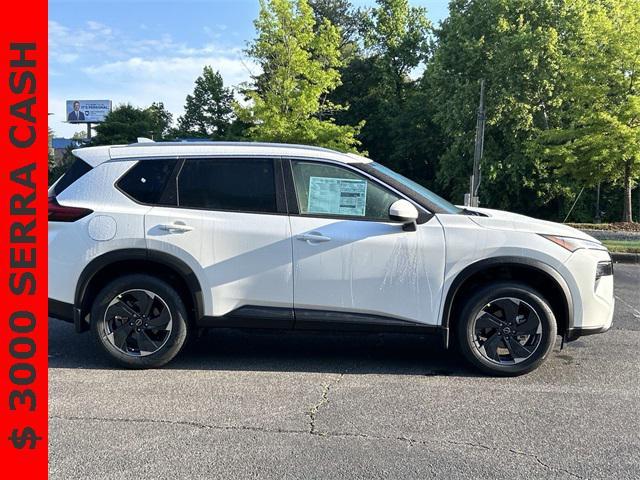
[48,141,614,375]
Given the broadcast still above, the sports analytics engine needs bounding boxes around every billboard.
[66,99,112,123]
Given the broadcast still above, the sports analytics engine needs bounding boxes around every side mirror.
[389,199,419,231]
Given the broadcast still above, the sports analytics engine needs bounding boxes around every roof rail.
[121,140,338,153]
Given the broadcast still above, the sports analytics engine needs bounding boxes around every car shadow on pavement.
[48,319,478,377]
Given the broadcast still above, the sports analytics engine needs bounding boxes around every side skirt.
[198,306,446,345]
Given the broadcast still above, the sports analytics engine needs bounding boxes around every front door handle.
[296,231,331,243]
[158,222,193,233]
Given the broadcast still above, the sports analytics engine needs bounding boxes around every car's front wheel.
[90,274,189,368]
[456,282,557,376]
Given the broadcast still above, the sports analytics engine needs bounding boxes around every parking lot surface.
[49,264,640,479]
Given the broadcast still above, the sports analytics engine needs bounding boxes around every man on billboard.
[67,101,85,121]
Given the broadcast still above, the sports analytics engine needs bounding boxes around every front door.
[287,159,445,326]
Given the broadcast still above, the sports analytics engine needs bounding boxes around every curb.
[611,252,640,264]
[581,229,640,241]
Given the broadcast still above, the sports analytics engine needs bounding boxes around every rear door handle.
[296,231,331,243]
[158,222,194,233]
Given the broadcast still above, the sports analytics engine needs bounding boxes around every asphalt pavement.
[49,264,640,479]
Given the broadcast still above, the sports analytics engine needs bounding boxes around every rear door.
[142,157,293,321]
[286,159,446,327]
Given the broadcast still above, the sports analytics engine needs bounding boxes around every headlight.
[595,260,613,280]
[540,234,607,252]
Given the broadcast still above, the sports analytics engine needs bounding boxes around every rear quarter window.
[117,159,178,205]
[49,158,92,197]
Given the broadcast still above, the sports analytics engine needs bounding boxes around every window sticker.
[307,176,367,216]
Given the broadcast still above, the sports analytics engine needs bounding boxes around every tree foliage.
[425,0,566,214]
[177,66,234,138]
[329,0,432,175]
[534,0,640,221]
[237,0,362,152]
[92,103,170,145]
[77,0,640,222]
[146,102,174,140]
[309,0,361,58]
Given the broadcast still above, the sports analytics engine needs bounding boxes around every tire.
[90,274,189,369]
[455,282,557,376]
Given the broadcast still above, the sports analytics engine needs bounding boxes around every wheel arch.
[441,256,573,347]
[74,249,205,333]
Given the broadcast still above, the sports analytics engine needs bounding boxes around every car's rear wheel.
[90,274,189,368]
[456,282,557,376]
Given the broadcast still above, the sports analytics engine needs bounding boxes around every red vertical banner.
[0,1,48,478]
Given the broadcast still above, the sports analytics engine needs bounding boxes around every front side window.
[291,161,400,221]
[365,162,462,214]
[177,158,277,213]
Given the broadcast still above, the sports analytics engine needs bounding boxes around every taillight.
[48,197,93,222]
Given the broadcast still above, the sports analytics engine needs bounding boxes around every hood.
[462,207,600,243]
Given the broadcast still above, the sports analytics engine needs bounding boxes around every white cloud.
[83,55,253,83]
[56,53,79,64]
[48,19,257,138]
[49,19,117,62]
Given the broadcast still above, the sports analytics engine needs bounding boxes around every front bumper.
[566,324,612,342]
[564,249,615,341]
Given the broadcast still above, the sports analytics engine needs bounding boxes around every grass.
[567,222,640,232]
[602,240,640,254]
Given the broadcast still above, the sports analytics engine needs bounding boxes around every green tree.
[48,127,59,185]
[145,102,174,140]
[330,0,432,172]
[426,0,566,213]
[48,127,84,184]
[309,0,361,59]
[71,130,87,140]
[177,67,234,138]
[237,0,361,152]
[535,0,640,222]
[92,104,161,145]
[361,0,431,85]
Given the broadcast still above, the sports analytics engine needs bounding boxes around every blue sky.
[49,0,450,137]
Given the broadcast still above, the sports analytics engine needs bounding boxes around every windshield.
[368,162,462,214]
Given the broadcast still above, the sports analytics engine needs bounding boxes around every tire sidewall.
[456,282,557,376]
[90,274,189,369]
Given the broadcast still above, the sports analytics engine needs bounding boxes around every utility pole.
[595,182,601,223]
[466,79,485,207]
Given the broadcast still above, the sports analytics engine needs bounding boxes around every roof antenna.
[137,137,155,143]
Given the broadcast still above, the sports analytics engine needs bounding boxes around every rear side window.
[117,159,178,205]
[49,158,92,196]
[177,158,277,213]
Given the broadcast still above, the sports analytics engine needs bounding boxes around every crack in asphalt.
[507,447,585,479]
[49,414,306,436]
[440,439,583,479]
[50,412,584,478]
[306,372,344,435]
[615,295,640,318]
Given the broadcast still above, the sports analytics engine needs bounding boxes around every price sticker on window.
[307,176,367,216]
